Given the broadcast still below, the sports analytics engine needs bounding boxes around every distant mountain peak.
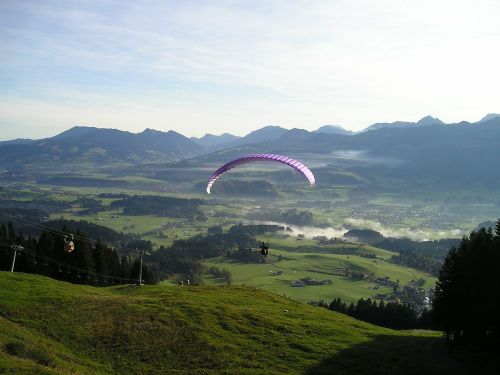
[241,125,287,143]
[166,129,184,136]
[281,128,310,137]
[364,116,444,132]
[191,132,240,148]
[479,113,500,123]
[314,125,353,135]
[0,138,34,146]
[245,125,286,135]
[140,129,185,139]
[416,115,444,126]
[141,128,160,133]
[52,125,101,140]
[362,120,414,132]
[279,128,311,142]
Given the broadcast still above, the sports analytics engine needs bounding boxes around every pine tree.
[0,223,7,243]
[107,248,121,279]
[329,298,342,312]
[417,308,435,329]
[7,222,16,242]
[376,300,385,326]
[340,302,347,315]
[129,258,155,284]
[69,232,95,283]
[0,224,8,271]
[93,241,110,285]
[37,231,55,275]
[433,225,500,341]
[120,255,130,279]
[346,302,355,317]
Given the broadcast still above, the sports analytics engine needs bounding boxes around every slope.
[0,273,493,374]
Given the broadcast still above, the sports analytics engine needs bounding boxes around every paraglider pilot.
[259,241,269,256]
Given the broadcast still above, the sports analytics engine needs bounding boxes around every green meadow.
[4,182,438,306]
[202,247,435,304]
[0,272,489,375]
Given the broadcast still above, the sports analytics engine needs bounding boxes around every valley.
[2,2,499,372]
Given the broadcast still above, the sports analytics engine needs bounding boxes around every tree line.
[149,223,288,283]
[206,266,232,285]
[201,179,278,197]
[247,208,314,226]
[389,252,442,276]
[0,212,134,245]
[151,223,270,282]
[432,219,500,342]
[1,220,273,287]
[0,222,156,285]
[325,218,500,342]
[376,237,459,259]
[324,297,432,330]
[110,195,204,220]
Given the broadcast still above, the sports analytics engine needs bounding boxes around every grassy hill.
[0,272,495,374]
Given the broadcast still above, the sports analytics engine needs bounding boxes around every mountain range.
[1,114,500,190]
[2,114,499,155]
[361,115,445,132]
[0,127,200,168]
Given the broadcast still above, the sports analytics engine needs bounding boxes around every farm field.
[0,180,449,309]
[0,179,473,309]
[203,247,436,304]
[2,177,497,242]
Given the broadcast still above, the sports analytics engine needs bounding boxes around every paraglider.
[259,241,269,256]
[206,154,315,194]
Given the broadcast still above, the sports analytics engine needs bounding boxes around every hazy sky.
[1,0,499,140]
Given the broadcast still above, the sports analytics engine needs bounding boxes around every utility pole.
[138,249,144,285]
[10,245,23,272]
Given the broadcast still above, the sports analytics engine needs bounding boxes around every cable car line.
[1,240,137,283]
[0,212,144,254]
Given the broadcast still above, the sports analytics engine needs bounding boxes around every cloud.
[248,218,463,242]
[344,218,462,241]
[247,220,347,240]
[331,150,402,167]
[1,0,499,138]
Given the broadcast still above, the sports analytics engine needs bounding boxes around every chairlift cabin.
[64,234,75,253]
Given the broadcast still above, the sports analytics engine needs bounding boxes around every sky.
[0,0,499,140]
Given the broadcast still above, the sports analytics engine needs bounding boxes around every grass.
[268,236,397,260]
[203,248,436,304]
[7,180,496,244]
[0,272,494,375]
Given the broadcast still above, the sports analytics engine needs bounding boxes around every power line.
[0,211,118,245]
[1,212,152,284]
[2,240,138,283]
[0,212,149,284]
[0,211,145,254]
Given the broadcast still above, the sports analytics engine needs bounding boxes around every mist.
[248,218,463,242]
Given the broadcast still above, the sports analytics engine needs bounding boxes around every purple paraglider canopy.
[206,153,315,194]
